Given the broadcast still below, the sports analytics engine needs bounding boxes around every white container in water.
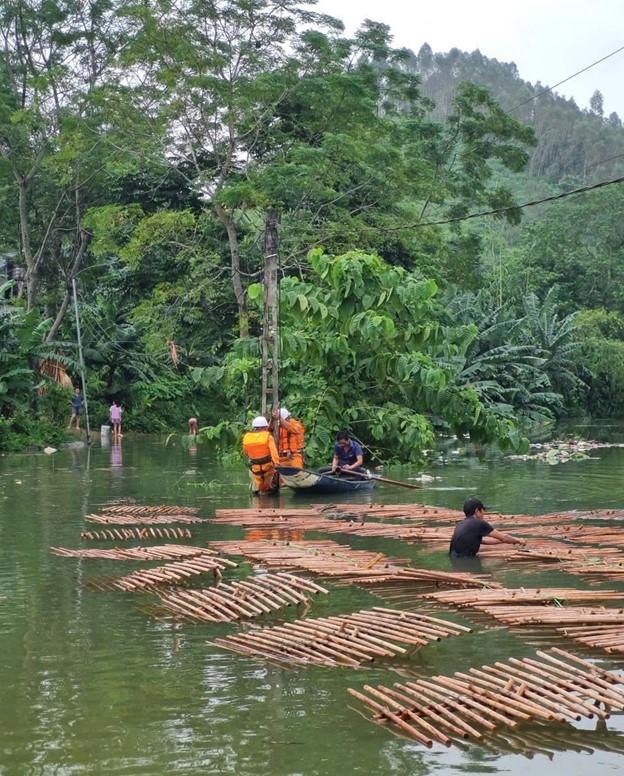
[101,425,111,437]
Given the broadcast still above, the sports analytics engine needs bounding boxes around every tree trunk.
[215,202,249,338]
[261,208,280,420]
[45,229,91,343]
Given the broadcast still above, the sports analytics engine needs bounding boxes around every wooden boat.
[277,466,378,495]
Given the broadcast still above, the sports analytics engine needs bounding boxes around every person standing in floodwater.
[109,401,122,440]
[68,387,84,430]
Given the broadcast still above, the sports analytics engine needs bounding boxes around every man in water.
[271,407,305,469]
[242,415,280,494]
[449,497,526,558]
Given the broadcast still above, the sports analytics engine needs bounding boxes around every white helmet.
[252,415,269,429]
[279,407,291,420]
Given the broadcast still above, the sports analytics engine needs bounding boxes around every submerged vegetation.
[0,1,623,458]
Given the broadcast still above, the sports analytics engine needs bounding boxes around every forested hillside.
[0,0,622,460]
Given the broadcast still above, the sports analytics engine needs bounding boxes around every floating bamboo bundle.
[51,544,219,561]
[153,572,329,621]
[421,586,624,608]
[466,604,624,652]
[326,523,454,541]
[504,545,622,564]
[209,539,410,579]
[87,513,204,525]
[81,527,193,541]
[539,509,624,522]
[214,503,465,523]
[103,504,199,515]
[233,516,335,533]
[508,523,624,547]
[348,648,624,748]
[104,554,237,590]
[557,624,624,653]
[214,606,471,667]
[214,506,331,522]
[353,567,501,590]
[565,560,624,582]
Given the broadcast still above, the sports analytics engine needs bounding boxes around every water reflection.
[3,434,624,775]
[110,441,122,469]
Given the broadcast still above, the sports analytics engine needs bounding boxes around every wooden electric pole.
[261,209,280,427]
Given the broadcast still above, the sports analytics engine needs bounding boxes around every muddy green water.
[2,426,624,775]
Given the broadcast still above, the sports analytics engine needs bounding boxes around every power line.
[506,44,624,114]
[395,174,624,231]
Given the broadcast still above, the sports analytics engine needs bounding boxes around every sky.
[312,0,624,118]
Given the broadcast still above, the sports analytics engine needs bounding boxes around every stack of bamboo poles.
[209,539,411,580]
[93,554,238,591]
[153,572,329,622]
[565,559,624,582]
[213,506,334,523]
[466,605,624,653]
[351,567,501,590]
[421,586,624,608]
[503,523,624,547]
[51,544,219,561]
[213,503,465,523]
[217,515,336,533]
[87,513,204,525]
[102,504,199,516]
[348,648,624,748]
[80,527,193,541]
[416,586,624,653]
[214,607,471,667]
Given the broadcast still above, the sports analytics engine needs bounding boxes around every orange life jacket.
[278,419,305,457]
[242,430,279,466]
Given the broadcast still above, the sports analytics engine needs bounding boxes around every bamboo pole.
[346,688,434,747]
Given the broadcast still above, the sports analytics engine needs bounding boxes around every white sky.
[312,0,624,118]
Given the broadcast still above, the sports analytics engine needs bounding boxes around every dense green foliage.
[0,1,623,457]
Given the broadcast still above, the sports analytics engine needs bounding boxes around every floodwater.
[2,427,624,775]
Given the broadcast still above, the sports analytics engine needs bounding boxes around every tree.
[256,250,527,460]
[0,0,147,319]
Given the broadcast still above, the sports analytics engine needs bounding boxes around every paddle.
[335,467,422,491]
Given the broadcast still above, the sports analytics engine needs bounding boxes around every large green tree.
[194,250,528,462]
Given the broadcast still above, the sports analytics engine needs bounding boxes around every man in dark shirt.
[330,430,365,473]
[449,497,526,558]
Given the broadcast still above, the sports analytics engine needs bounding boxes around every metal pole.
[71,277,90,443]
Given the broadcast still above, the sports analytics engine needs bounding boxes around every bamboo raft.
[356,567,502,589]
[213,504,465,523]
[420,586,624,608]
[214,606,471,667]
[81,527,193,541]
[565,560,624,582]
[87,513,205,525]
[51,544,219,561]
[102,504,199,516]
[153,572,329,622]
[348,648,624,748]
[208,539,411,580]
[91,554,238,591]
[464,604,624,654]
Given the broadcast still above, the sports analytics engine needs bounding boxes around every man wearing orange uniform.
[272,407,305,469]
[242,415,280,494]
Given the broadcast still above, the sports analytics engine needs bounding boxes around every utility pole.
[260,208,280,437]
[72,277,91,443]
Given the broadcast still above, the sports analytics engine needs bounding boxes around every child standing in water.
[68,387,84,430]
[109,401,122,439]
